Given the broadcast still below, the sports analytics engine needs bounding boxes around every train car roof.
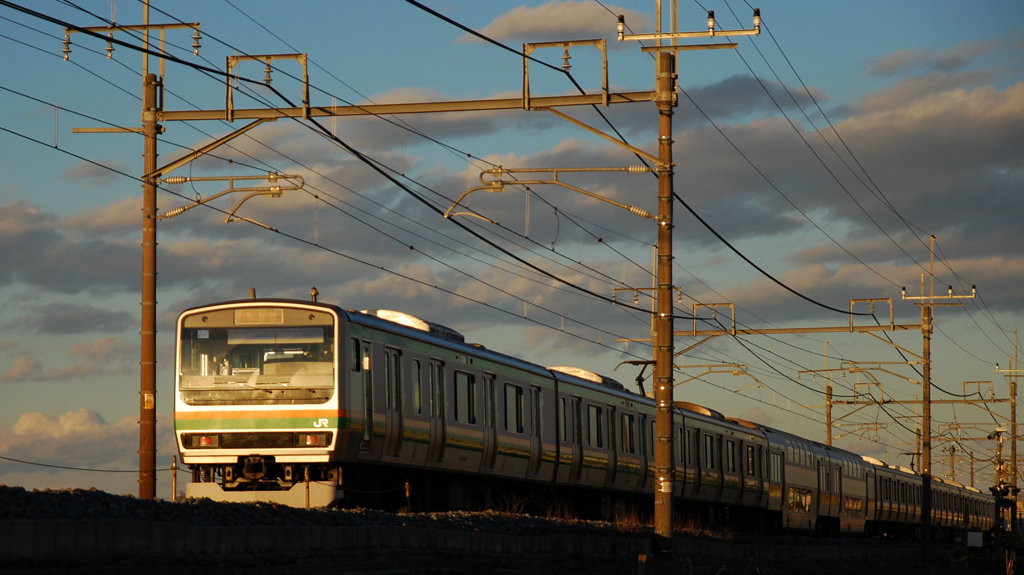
[547,366,629,392]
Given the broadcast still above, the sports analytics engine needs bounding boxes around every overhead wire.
[0,2,847,405]
[129,0,672,328]
[725,1,1014,360]
[7,1,1000,455]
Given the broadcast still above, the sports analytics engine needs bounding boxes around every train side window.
[587,404,604,448]
[454,370,477,424]
[621,413,636,454]
[505,383,524,433]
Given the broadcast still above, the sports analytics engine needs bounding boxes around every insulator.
[105,32,114,59]
[191,29,201,55]
[62,34,71,61]
[625,165,651,174]
[163,176,188,184]
[160,205,188,219]
[626,205,653,219]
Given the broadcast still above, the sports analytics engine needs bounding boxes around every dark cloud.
[7,303,133,335]
[0,201,137,294]
[866,41,1000,77]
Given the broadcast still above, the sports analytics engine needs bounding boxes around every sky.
[0,0,1021,498]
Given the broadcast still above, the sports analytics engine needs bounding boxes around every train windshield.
[178,325,335,406]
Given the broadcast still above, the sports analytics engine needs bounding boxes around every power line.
[0,454,175,473]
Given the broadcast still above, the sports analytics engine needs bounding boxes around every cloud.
[0,355,43,383]
[6,302,133,334]
[0,410,179,494]
[0,200,137,293]
[0,337,134,383]
[466,1,648,44]
[63,195,140,234]
[60,161,126,186]
[0,408,135,463]
[866,41,1000,77]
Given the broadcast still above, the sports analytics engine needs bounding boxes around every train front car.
[174,299,342,507]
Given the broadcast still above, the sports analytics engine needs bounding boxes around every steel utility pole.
[901,235,976,543]
[997,330,1022,530]
[618,6,762,546]
[652,50,676,542]
[64,8,199,498]
[139,72,159,500]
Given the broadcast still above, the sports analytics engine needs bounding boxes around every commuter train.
[174,295,995,537]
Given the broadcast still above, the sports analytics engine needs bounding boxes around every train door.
[767,448,784,512]
[745,443,764,505]
[427,358,445,463]
[360,342,373,451]
[606,405,618,487]
[383,346,402,458]
[638,413,649,490]
[570,396,583,481]
[481,373,497,470]
[528,386,543,476]
[816,461,829,517]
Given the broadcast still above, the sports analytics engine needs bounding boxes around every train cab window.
[621,413,636,454]
[454,370,477,424]
[505,383,524,433]
[587,405,604,448]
